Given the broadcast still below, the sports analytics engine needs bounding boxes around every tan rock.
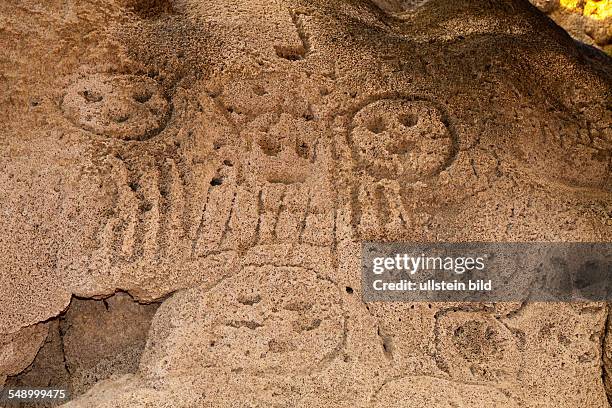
[531,0,612,53]
[0,324,48,386]
[0,0,610,406]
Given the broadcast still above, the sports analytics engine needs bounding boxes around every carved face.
[350,98,456,182]
[61,74,171,141]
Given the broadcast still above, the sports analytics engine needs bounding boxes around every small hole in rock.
[400,113,418,128]
[134,90,153,103]
[210,177,223,186]
[82,90,103,103]
[223,159,233,167]
[346,286,354,294]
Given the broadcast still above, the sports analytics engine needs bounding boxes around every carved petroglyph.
[347,96,459,236]
[82,87,236,281]
[189,73,337,257]
[141,265,345,378]
[349,97,457,182]
[61,74,171,141]
[435,311,523,383]
[4,0,612,406]
[85,71,337,270]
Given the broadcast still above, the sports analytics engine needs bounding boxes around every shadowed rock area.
[532,0,611,54]
[0,0,611,406]
[4,293,159,406]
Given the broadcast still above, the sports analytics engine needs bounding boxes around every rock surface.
[531,0,612,53]
[3,293,159,406]
[0,0,611,406]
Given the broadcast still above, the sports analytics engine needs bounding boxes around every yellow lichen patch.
[583,0,611,20]
[560,0,612,20]
[560,0,580,9]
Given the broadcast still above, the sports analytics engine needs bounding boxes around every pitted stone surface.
[141,265,345,379]
[61,74,170,141]
[0,0,611,406]
[349,97,456,182]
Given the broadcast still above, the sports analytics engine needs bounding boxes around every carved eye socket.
[82,90,103,103]
[257,135,282,157]
[399,113,418,128]
[365,116,386,134]
[133,89,153,103]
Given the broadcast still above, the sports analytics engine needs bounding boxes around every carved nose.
[386,137,417,155]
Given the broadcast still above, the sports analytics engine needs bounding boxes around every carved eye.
[133,89,153,103]
[365,116,386,134]
[399,113,418,128]
[82,90,103,103]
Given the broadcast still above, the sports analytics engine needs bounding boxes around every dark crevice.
[5,292,162,405]
[123,0,175,19]
[601,303,611,406]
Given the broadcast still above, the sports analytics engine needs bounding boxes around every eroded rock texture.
[0,0,611,406]
[3,293,159,405]
[531,0,611,54]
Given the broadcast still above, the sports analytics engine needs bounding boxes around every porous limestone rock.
[0,324,48,387]
[531,0,612,53]
[0,0,611,406]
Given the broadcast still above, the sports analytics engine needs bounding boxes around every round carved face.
[142,265,345,378]
[350,98,456,182]
[61,74,171,141]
